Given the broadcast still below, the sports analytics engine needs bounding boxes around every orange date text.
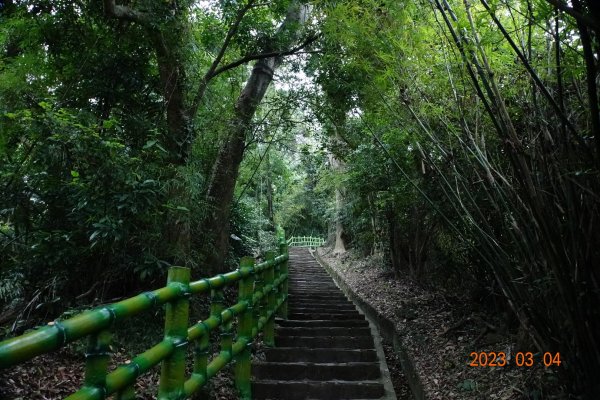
[468,352,561,367]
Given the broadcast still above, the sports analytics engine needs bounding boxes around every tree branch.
[189,32,318,120]
[213,34,319,79]
[480,0,581,142]
[103,0,149,24]
[189,0,259,117]
[544,0,600,33]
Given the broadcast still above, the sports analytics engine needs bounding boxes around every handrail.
[287,235,325,248]
[0,229,289,400]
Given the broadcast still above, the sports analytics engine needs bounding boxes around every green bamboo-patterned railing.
[287,235,325,248]
[0,230,289,400]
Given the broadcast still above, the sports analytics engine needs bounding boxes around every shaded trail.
[252,247,396,399]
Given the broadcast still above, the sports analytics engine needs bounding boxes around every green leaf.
[38,101,52,110]
[103,119,117,129]
[70,170,80,178]
[143,139,157,149]
[458,379,477,391]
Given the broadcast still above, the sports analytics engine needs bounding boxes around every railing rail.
[0,229,289,400]
[287,235,325,248]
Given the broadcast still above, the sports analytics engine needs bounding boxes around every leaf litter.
[317,247,569,400]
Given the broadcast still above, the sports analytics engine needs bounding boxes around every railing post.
[235,257,255,400]
[116,385,136,400]
[254,264,264,335]
[158,267,190,400]
[264,251,276,347]
[277,235,289,319]
[193,284,225,398]
[192,281,212,400]
[83,329,112,399]
[192,321,210,399]
[219,282,233,357]
[273,256,281,306]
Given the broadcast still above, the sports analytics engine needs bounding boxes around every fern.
[0,271,24,304]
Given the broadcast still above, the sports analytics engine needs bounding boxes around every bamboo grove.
[1,0,599,397]
[308,0,600,396]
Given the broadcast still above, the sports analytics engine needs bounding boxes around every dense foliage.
[1,0,598,397]
[304,0,600,397]
[0,0,318,323]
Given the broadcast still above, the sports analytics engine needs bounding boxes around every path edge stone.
[313,249,426,400]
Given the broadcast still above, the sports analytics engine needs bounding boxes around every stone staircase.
[252,247,395,399]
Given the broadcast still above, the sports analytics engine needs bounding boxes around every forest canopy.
[1,0,599,397]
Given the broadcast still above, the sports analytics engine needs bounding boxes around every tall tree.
[102,0,315,270]
[203,2,313,272]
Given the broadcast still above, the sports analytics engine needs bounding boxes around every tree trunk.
[387,206,407,278]
[204,62,272,271]
[333,185,346,254]
[330,129,347,255]
[266,154,274,224]
[203,3,310,273]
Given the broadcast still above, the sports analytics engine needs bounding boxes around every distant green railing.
[0,230,289,400]
[287,235,325,248]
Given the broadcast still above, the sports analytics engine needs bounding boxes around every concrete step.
[288,294,349,301]
[289,291,346,296]
[287,306,356,313]
[288,307,361,315]
[277,326,372,337]
[252,380,385,400]
[254,248,393,399]
[275,335,375,349]
[288,277,332,281]
[288,278,335,282]
[288,278,335,281]
[264,347,378,363]
[253,361,381,381]
[289,289,343,294]
[288,300,351,306]
[288,294,350,300]
[288,312,364,320]
[288,282,336,285]
[275,318,369,328]
[288,303,356,313]
[288,298,354,307]
[288,298,349,303]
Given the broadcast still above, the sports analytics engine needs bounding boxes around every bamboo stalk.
[192,319,210,399]
[234,257,255,399]
[158,267,191,400]
[83,329,112,399]
[115,385,135,400]
[263,251,276,347]
[1,240,290,399]
[0,287,181,368]
[277,232,289,318]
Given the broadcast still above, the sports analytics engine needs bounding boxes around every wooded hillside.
[1,0,598,397]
